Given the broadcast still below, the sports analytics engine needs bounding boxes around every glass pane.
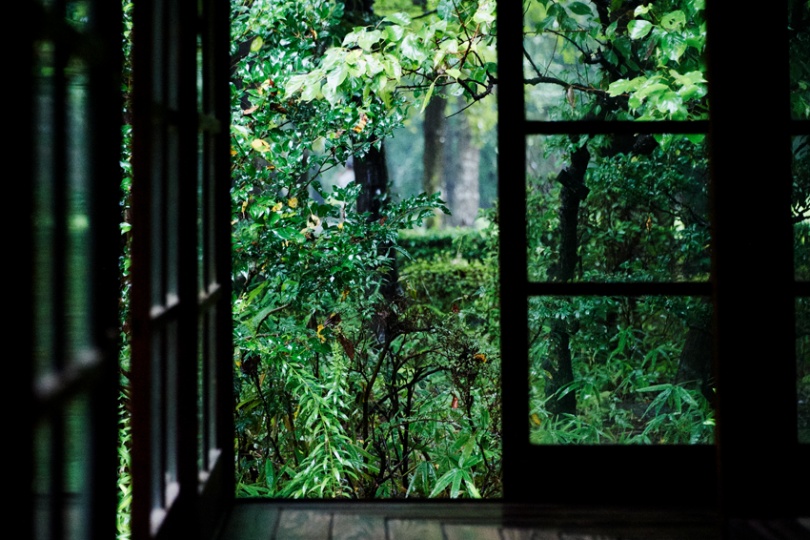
[150,126,166,307]
[33,420,53,540]
[206,311,218,467]
[150,331,166,510]
[529,296,715,445]
[166,322,179,497]
[527,133,710,282]
[64,397,91,540]
[198,315,205,472]
[790,2,810,120]
[33,39,56,379]
[33,397,93,540]
[797,298,810,444]
[524,0,707,121]
[794,136,810,281]
[67,66,93,359]
[198,129,206,292]
[167,131,180,299]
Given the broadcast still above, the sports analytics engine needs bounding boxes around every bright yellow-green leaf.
[420,79,436,113]
[251,139,270,152]
[250,36,263,52]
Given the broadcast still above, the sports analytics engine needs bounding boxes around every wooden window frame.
[498,0,808,516]
[24,2,123,539]
[129,0,233,538]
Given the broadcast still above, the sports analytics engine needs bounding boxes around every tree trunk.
[422,89,446,228]
[445,97,480,227]
[543,143,590,417]
[354,145,403,352]
[676,317,714,403]
[355,145,387,222]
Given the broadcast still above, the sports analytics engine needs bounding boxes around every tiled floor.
[216,501,739,540]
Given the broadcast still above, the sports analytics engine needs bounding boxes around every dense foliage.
[230,0,500,498]
[226,0,722,499]
[522,0,715,442]
[108,0,810,528]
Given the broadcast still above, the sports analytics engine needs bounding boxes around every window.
[25,2,808,539]
[128,0,233,537]
[498,0,807,510]
[26,2,123,539]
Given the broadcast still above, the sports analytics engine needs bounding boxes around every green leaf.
[264,459,276,492]
[636,383,671,392]
[437,0,455,20]
[401,34,427,63]
[473,0,496,24]
[568,1,593,16]
[365,54,384,76]
[385,24,405,42]
[357,29,382,51]
[420,79,437,113]
[634,4,652,17]
[284,73,307,99]
[612,36,635,64]
[660,10,686,31]
[635,81,669,100]
[250,36,263,52]
[383,55,402,81]
[607,76,645,97]
[383,12,411,26]
[326,63,349,91]
[685,133,705,145]
[450,471,462,498]
[300,78,322,102]
[627,20,653,40]
[670,69,706,86]
[660,32,687,63]
[464,476,482,498]
[428,469,457,497]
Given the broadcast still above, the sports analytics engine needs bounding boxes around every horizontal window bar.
[33,348,102,418]
[795,282,810,296]
[790,119,810,134]
[198,281,221,309]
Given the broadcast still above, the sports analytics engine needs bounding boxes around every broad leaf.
[628,20,653,40]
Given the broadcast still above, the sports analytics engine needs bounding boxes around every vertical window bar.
[21,2,35,536]
[707,0,800,518]
[496,0,528,501]
[48,3,70,538]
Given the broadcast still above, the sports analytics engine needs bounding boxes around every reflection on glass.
[794,136,810,281]
[34,40,55,379]
[64,397,91,540]
[797,298,810,444]
[33,421,53,540]
[33,398,93,540]
[523,0,707,121]
[67,72,92,359]
[790,2,810,120]
[527,133,710,282]
[529,296,715,445]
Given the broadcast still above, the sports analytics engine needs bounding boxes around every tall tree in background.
[422,90,447,228]
[444,95,481,227]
